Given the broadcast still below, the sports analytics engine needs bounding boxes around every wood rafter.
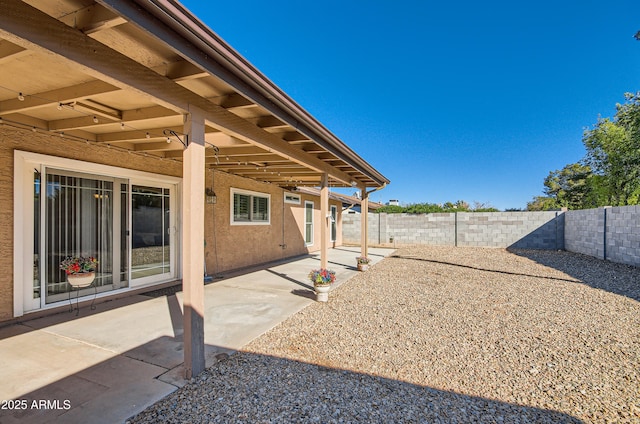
[0,38,27,63]
[0,0,356,184]
[282,132,310,142]
[0,80,120,115]
[97,125,183,143]
[58,3,128,34]
[254,115,289,130]
[206,155,280,166]
[219,93,255,110]
[0,0,368,186]
[133,141,183,152]
[160,60,209,82]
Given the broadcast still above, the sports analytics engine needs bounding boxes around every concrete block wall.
[342,211,562,249]
[343,205,640,266]
[342,214,363,244]
[565,205,640,267]
[605,205,640,266]
[386,213,456,246]
[343,207,638,267]
[564,208,606,259]
[456,211,563,249]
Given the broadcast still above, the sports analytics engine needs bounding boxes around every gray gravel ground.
[128,246,640,423]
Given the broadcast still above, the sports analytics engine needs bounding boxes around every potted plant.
[356,256,371,271]
[60,256,98,287]
[308,268,336,302]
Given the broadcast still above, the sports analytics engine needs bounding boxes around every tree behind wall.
[583,92,640,206]
[529,92,640,210]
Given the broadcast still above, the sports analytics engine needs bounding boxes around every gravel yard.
[129,246,640,423]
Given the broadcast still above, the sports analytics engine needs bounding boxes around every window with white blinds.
[231,188,270,224]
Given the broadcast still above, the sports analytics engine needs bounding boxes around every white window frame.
[304,201,314,246]
[230,188,271,225]
[13,150,181,317]
[284,193,301,204]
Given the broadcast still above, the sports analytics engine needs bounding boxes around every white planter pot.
[67,272,95,288]
[314,284,331,302]
[357,263,369,272]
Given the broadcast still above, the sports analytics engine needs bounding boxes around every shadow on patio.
[507,248,640,302]
[0,334,583,424]
[0,247,394,423]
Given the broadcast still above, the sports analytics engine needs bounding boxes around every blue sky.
[180,0,640,210]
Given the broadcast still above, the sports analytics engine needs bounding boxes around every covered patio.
[1,0,389,382]
[0,246,394,424]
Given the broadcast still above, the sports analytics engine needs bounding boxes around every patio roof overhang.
[0,0,389,190]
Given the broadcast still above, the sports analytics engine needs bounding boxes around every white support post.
[182,106,206,379]
[320,173,329,269]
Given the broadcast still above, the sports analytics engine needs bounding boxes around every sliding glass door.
[43,170,116,304]
[35,169,175,306]
[15,152,182,315]
[130,185,173,285]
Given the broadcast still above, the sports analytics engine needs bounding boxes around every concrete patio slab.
[0,324,115,402]
[0,246,393,423]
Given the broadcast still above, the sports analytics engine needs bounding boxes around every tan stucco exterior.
[0,125,342,323]
[204,168,342,274]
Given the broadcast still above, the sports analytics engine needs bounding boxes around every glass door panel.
[131,185,171,282]
[44,170,114,304]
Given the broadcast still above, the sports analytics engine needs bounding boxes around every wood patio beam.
[58,3,128,35]
[0,0,356,185]
[0,80,120,115]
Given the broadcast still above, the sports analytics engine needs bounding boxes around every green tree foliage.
[526,196,560,211]
[582,93,640,205]
[375,205,404,214]
[543,163,594,209]
[375,200,498,214]
[529,92,640,210]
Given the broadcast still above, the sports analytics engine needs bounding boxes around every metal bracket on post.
[163,129,188,147]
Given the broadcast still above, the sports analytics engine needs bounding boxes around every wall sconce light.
[205,188,217,204]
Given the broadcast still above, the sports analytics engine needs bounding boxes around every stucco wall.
[203,170,342,274]
[1,125,341,322]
